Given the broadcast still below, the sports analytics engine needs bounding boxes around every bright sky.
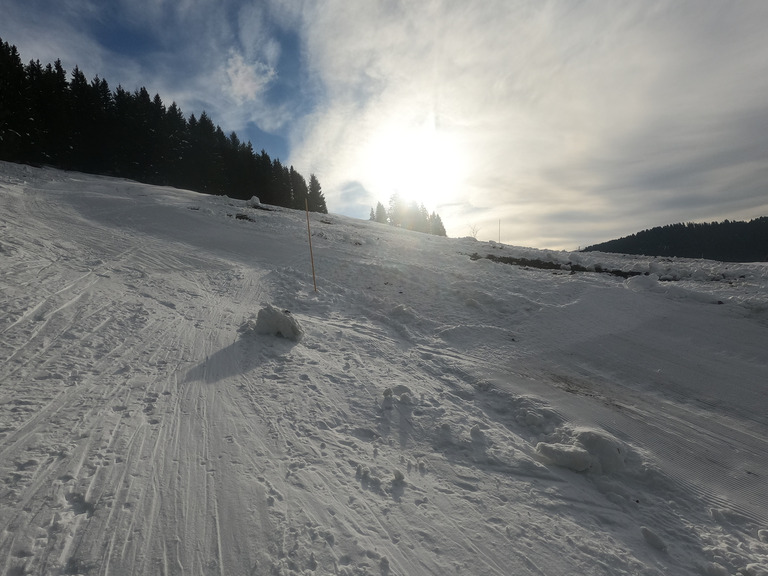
[3,1,768,249]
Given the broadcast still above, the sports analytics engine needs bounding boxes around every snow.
[240,305,305,341]
[1,161,767,575]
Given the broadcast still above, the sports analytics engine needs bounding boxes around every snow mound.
[535,442,593,472]
[536,427,627,474]
[625,273,661,291]
[246,195,261,207]
[573,428,626,474]
[239,305,304,341]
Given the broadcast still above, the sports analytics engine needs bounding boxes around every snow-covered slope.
[1,161,767,576]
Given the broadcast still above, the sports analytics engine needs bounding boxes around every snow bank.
[239,305,304,341]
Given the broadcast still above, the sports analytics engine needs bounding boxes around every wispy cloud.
[287,1,768,248]
[225,51,275,103]
[2,0,301,153]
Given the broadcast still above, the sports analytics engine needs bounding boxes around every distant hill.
[582,217,768,262]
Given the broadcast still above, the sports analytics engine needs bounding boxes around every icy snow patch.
[239,305,304,341]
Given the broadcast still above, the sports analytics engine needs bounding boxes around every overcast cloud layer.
[3,0,768,249]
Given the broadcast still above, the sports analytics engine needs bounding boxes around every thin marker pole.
[305,198,318,292]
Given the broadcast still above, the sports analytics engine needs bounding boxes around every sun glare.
[362,113,467,210]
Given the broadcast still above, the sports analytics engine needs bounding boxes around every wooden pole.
[305,198,318,292]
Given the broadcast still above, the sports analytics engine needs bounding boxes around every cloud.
[225,51,275,103]
[236,3,282,67]
[3,0,302,147]
[336,181,375,219]
[287,1,768,248]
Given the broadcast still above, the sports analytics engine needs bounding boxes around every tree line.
[0,37,327,212]
[370,194,447,236]
[582,217,768,262]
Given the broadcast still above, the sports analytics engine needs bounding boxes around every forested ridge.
[583,217,768,262]
[0,37,327,212]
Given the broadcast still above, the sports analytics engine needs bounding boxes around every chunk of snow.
[625,273,660,291]
[239,305,304,341]
[392,384,412,396]
[574,428,626,474]
[536,442,593,472]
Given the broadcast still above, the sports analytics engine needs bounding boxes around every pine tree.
[290,166,308,210]
[69,66,97,171]
[30,59,69,164]
[270,159,293,208]
[429,212,447,236]
[375,201,387,223]
[307,174,328,213]
[0,39,27,161]
[253,149,275,204]
[89,76,116,173]
[416,203,430,233]
[388,193,404,227]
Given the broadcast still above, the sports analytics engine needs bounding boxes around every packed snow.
[0,161,767,575]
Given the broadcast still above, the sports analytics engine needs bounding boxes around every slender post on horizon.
[305,198,318,292]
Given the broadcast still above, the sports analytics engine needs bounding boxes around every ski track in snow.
[1,162,767,576]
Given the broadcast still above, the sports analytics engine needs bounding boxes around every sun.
[361,112,468,210]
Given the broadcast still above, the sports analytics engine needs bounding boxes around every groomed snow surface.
[1,161,766,576]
